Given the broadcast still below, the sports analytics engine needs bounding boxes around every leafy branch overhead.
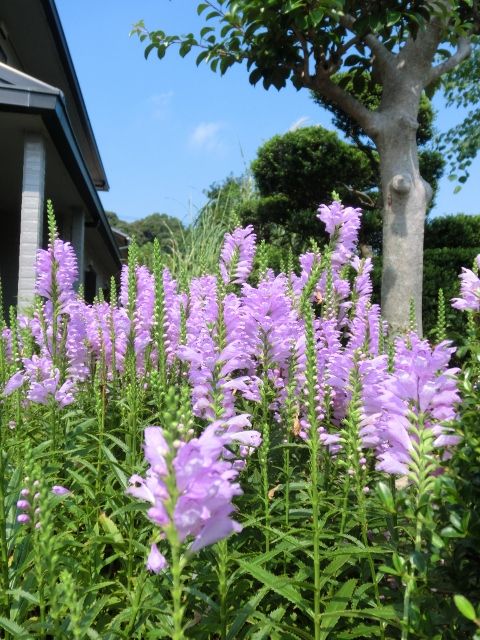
[132,0,479,334]
[132,1,477,133]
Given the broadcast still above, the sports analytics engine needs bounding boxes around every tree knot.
[391,174,412,195]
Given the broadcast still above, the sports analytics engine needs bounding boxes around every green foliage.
[252,126,376,210]
[237,126,377,257]
[440,38,480,187]
[132,2,475,92]
[423,215,480,336]
[1,206,479,638]
[106,210,185,251]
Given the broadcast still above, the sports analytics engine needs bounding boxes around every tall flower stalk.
[127,387,260,638]
[303,303,322,639]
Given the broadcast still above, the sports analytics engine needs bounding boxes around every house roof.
[0,62,121,269]
[0,0,109,190]
[0,62,61,105]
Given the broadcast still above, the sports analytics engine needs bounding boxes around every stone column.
[70,207,85,288]
[17,134,46,311]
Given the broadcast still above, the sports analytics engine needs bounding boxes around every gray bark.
[376,117,431,335]
[372,25,439,335]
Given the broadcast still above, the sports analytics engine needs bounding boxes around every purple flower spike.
[317,201,361,269]
[128,423,257,552]
[147,543,168,573]
[452,255,480,311]
[36,238,78,310]
[220,225,256,285]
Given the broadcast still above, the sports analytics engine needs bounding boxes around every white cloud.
[189,121,225,153]
[150,91,174,119]
[289,116,310,131]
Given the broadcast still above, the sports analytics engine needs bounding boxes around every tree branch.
[428,37,472,82]
[308,71,380,138]
[292,27,313,82]
[339,13,396,73]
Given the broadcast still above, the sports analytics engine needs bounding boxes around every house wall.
[0,112,24,310]
[0,207,20,312]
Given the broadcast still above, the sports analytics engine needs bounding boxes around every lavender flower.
[127,424,259,557]
[317,201,361,269]
[220,225,256,285]
[162,268,186,366]
[36,238,78,311]
[452,255,480,311]
[371,336,460,475]
[17,514,30,524]
[4,371,25,396]
[52,485,70,496]
[147,543,168,572]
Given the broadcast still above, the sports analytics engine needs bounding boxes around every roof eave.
[0,93,121,269]
[39,0,110,192]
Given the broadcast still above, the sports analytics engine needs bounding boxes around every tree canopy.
[106,211,185,252]
[133,0,478,332]
[240,125,376,252]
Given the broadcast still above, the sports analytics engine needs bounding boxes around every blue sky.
[56,0,480,225]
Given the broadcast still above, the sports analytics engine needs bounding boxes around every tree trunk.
[377,117,432,335]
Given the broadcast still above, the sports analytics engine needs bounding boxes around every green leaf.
[378,564,400,577]
[196,50,209,65]
[454,595,477,622]
[99,513,124,544]
[386,11,402,26]
[431,532,445,549]
[200,25,214,38]
[319,579,357,640]
[179,42,193,58]
[335,624,382,638]
[227,586,269,639]
[410,551,427,574]
[236,558,310,615]
[0,617,30,638]
[376,481,395,513]
[309,8,324,26]
[318,554,352,590]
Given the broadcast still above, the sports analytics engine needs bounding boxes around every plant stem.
[311,426,321,640]
[217,538,228,640]
[124,571,147,638]
[170,536,185,640]
[259,373,271,555]
[358,488,385,640]
[283,431,290,530]
[304,305,321,639]
[0,426,10,621]
[260,418,270,554]
[339,473,350,536]
[34,528,46,638]
[95,378,106,502]
[401,413,433,640]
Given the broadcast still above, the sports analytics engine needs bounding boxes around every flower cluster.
[3,204,461,485]
[17,482,70,528]
[220,225,256,285]
[452,254,480,312]
[128,420,260,570]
